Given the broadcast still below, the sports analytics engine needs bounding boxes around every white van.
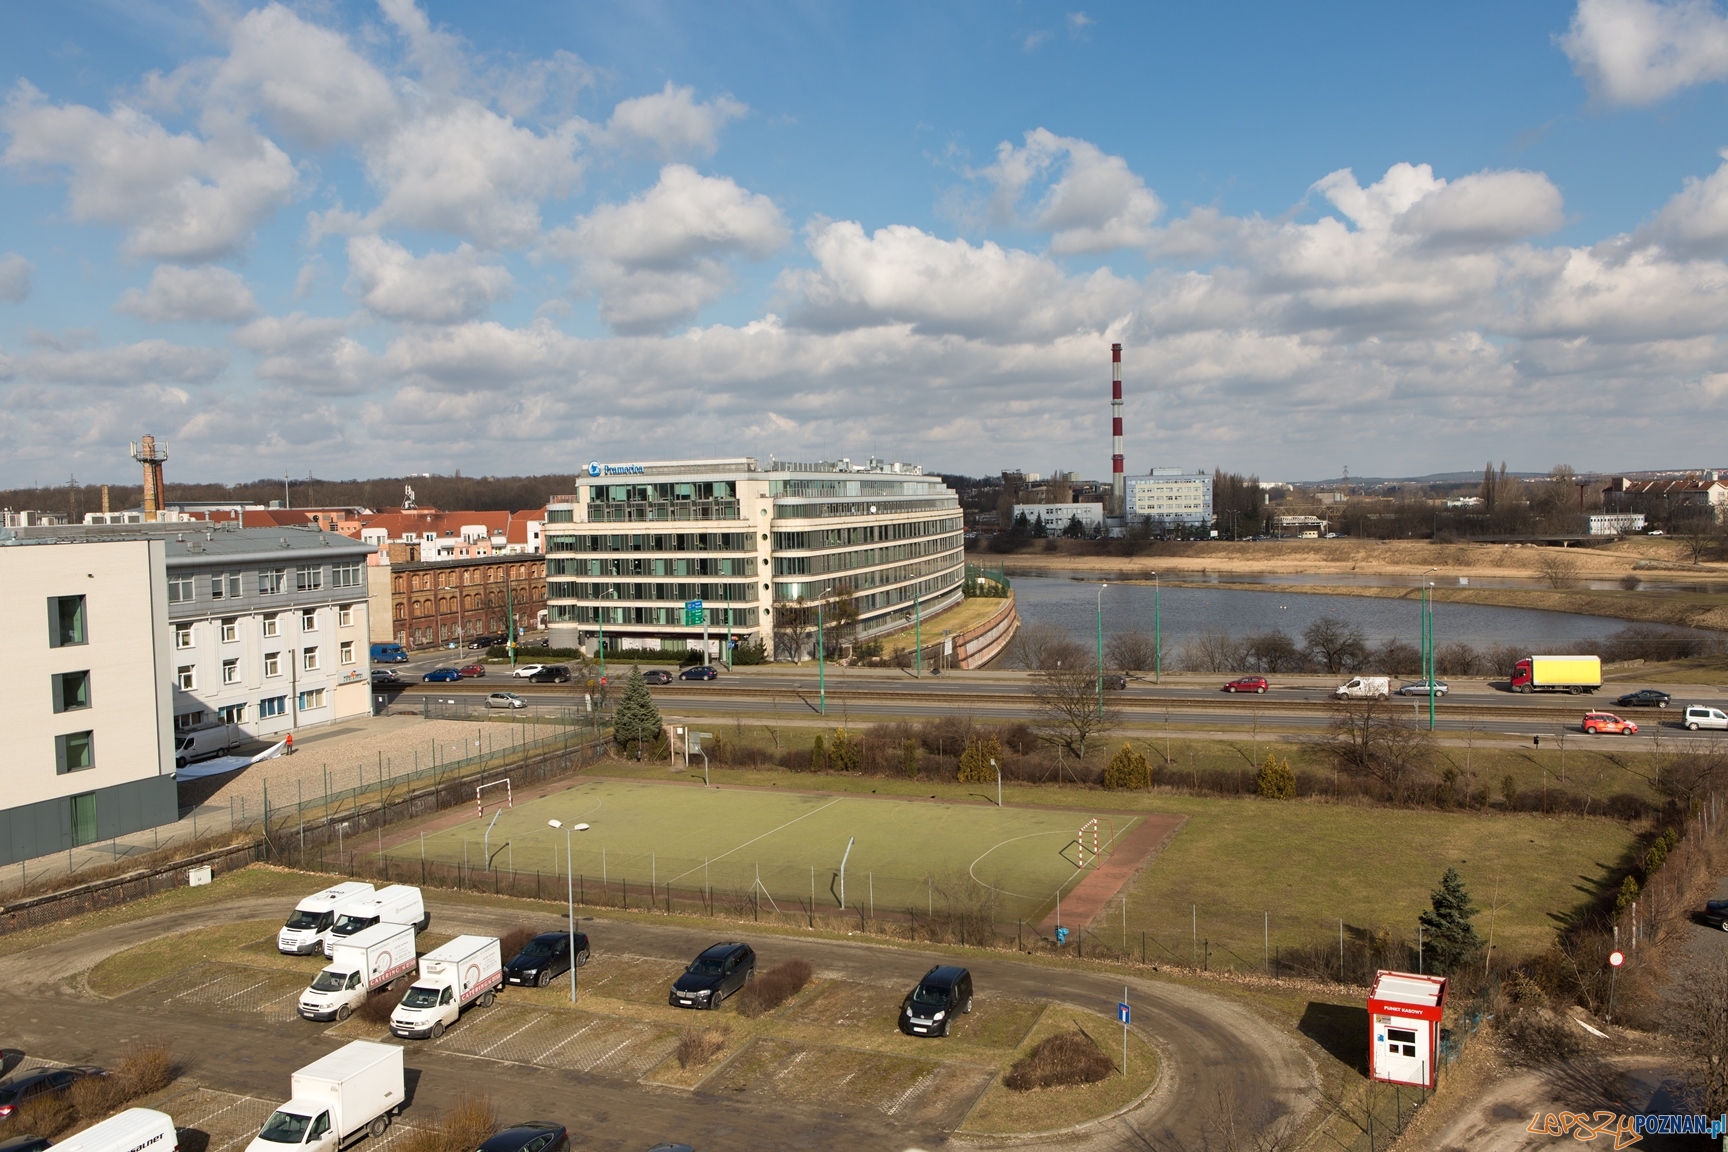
[174,724,236,770]
[279,882,376,955]
[389,935,503,1040]
[1684,705,1728,731]
[247,1042,403,1152]
[1334,676,1390,700]
[51,1108,177,1152]
[323,886,428,957]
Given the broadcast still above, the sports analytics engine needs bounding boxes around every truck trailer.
[1510,655,1601,695]
[246,1041,404,1152]
[299,923,417,1022]
[390,934,503,1039]
[279,882,376,955]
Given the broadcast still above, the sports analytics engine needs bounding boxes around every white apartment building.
[543,457,964,659]
[1011,503,1107,533]
[1124,468,1214,527]
[0,537,176,865]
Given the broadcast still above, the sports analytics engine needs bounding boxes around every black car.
[643,669,673,685]
[1703,900,1728,930]
[1616,689,1672,708]
[503,932,590,987]
[669,942,755,1009]
[474,1122,568,1152]
[1102,674,1128,690]
[528,665,572,684]
[0,1068,101,1119]
[0,1137,54,1152]
[898,965,973,1037]
[678,665,719,681]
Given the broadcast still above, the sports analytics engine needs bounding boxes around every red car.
[1224,676,1269,694]
[1583,711,1637,736]
[458,663,486,678]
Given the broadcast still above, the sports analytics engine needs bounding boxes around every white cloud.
[1561,0,1728,105]
[980,128,1162,252]
[607,82,747,158]
[548,164,788,332]
[1313,163,1564,247]
[234,312,373,394]
[0,253,28,302]
[116,265,257,323]
[1,81,299,262]
[1638,147,1728,253]
[0,338,226,386]
[345,235,513,323]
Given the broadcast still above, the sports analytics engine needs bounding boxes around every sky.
[4,1,1728,488]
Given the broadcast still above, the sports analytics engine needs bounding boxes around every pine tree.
[957,735,1002,784]
[1417,867,1482,974]
[1104,743,1152,789]
[810,734,827,773]
[830,728,860,773]
[1615,874,1640,911]
[1255,753,1296,799]
[611,665,662,754]
[902,738,919,778]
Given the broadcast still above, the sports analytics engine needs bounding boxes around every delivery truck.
[52,1108,177,1152]
[1510,655,1601,695]
[323,885,428,957]
[1333,676,1390,700]
[390,934,504,1039]
[279,882,376,955]
[246,1041,404,1152]
[299,923,417,1022]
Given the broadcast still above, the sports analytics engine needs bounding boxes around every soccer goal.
[1074,818,1117,868]
[476,778,513,817]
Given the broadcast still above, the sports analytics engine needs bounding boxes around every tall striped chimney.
[1111,343,1124,515]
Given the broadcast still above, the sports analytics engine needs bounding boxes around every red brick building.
[387,554,547,649]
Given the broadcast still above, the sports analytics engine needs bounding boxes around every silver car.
[1397,680,1449,696]
[486,691,528,710]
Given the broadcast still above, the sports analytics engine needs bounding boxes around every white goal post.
[477,778,513,817]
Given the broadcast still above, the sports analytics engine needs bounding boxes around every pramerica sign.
[587,461,646,477]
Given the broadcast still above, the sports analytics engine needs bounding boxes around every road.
[0,891,1317,1151]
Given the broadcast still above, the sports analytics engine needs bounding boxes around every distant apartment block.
[1012,503,1107,533]
[1124,469,1214,527]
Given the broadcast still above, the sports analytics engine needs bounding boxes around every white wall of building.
[1124,472,1213,525]
[1012,503,1106,531]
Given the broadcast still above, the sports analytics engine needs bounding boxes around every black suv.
[528,665,572,684]
[474,1122,568,1152]
[503,931,590,987]
[899,965,973,1036]
[669,942,755,1009]
[1616,688,1672,708]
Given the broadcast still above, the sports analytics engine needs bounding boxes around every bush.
[498,925,537,963]
[829,729,861,773]
[731,640,768,665]
[399,1095,497,1152]
[1256,754,1296,799]
[355,982,401,1025]
[810,734,827,773]
[1003,1030,1115,1091]
[1103,743,1151,790]
[1500,1006,1582,1067]
[901,738,918,778]
[957,735,1002,784]
[68,1074,130,1118]
[14,1093,75,1138]
[676,1026,729,1069]
[115,1042,176,1096]
[734,958,813,1018]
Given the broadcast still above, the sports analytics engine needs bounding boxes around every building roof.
[5,522,374,564]
[1606,476,1726,495]
[1369,971,1446,1007]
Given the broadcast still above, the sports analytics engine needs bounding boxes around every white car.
[510,664,545,679]
[1684,705,1728,731]
[486,692,527,710]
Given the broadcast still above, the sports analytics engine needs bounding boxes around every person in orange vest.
[284,732,294,755]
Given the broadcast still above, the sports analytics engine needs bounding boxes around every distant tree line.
[1,472,580,517]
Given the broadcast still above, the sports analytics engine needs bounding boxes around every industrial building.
[543,458,964,660]
[1124,469,1214,528]
[1011,503,1107,534]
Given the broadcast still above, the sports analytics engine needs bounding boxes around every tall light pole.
[914,592,922,679]
[547,819,589,1002]
[816,604,825,714]
[1425,578,1437,731]
[992,757,1001,807]
[596,588,618,678]
[1152,573,1161,684]
[1096,583,1108,717]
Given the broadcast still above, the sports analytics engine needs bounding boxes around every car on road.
[678,665,719,681]
[467,635,504,650]
[422,667,463,683]
[1582,711,1638,735]
[898,965,973,1037]
[485,692,527,710]
[371,670,408,689]
[0,1068,103,1120]
[458,663,487,678]
[1702,900,1728,931]
[643,669,673,685]
[669,942,755,1009]
[1397,680,1449,697]
[474,1122,569,1152]
[503,931,589,987]
[1102,673,1128,690]
[1223,676,1269,694]
[511,664,545,679]
[1684,705,1728,731]
[528,665,571,684]
[1616,689,1672,708]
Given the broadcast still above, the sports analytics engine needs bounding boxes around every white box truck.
[1334,676,1390,700]
[299,923,417,1022]
[52,1108,177,1152]
[279,882,376,955]
[323,885,429,957]
[390,935,503,1040]
[246,1041,404,1152]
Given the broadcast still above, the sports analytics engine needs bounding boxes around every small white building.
[1124,469,1213,527]
[1584,513,1646,536]
[1012,503,1107,533]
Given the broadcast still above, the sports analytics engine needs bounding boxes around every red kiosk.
[1368,970,1446,1089]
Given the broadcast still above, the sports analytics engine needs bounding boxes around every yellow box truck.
[1510,655,1601,694]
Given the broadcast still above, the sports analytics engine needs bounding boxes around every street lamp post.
[914,592,922,678]
[596,588,618,678]
[992,757,1001,807]
[546,819,590,1002]
[1152,573,1161,684]
[1096,583,1108,718]
[817,605,825,714]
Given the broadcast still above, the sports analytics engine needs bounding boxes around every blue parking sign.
[1118,1002,1130,1024]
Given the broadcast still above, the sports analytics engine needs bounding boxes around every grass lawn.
[388,780,1137,925]
[86,918,291,996]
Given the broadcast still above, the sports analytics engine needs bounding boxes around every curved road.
[0,890,1316,1151]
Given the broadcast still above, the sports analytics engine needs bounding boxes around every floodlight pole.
[483,808,502,869]
[817,605,825,714]
[1153,573,1161,683]
[914,593,922,678]
[548,819,589,1003]
[1096,583,1108,717]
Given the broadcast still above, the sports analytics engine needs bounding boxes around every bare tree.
[772,597,814,662]
[1326,698,1435,794]
[1106,629,1159,672]
[1674,509,1724,565]
[1244,630,1304,672]
[1535,549,1581,589]
[1004,622,1088,671]
[1179,629,1245,673]
[1029,664,1118,759]
[1303,616,1368,673]
[1668,956,1728,1114]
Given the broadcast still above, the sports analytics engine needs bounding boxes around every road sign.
[1609,950,1624,968]
[1117,1002,1130,1024]
[684,599,705,626]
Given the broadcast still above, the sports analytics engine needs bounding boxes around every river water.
[1006,571,1650,648]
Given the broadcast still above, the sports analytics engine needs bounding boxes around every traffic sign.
[1117,1002,1131,1024]
[1609,950,1624,968]
[684,599,705,626]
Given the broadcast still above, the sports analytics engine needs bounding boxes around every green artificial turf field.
[390,780,1141,924]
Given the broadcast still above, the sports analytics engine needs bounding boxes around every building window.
[259,696,286,718]
[296,565,323,592]
[47,595,87,648]
[301,608,318,632]
[332,562,362,589]
[174,711,206,730]
[221,618,238,643]
[302,647,319,671]
[264,651,281,677]
[262,614,280,638]
[174,622,193,649]
[298,688,326,710]
[56,731,95,774]
[69,792,97,844]
[338,604,354,627]
[210,572,241,600]
[259,568,285,595]
[222,658,240,685]
[219,703,246,724]
[167,574,194,603]
[176,665,196,690]
[339,641,355,665]
[52,670,91,714]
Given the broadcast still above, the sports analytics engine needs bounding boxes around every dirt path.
[1036,812,1184,936]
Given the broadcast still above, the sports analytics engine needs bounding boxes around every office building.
[1124,469,1214,528]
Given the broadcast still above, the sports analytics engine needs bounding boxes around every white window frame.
[218,703,246,724]
[262,614,280,638]
[301,608,318,632]
[295,565,323,592]
[264,651,281,677]
[173,623,194,650]
[259,568,285,595]
[167,574,195,603]
[297,688,326,710]
[220,617,238,643]
[259,696,286,719]
[302,647,320,672]
[339,640,355,665]
[332,562,362,589]
[221,658,240,685]
[337,604,355,627]
[176,665,196,690]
